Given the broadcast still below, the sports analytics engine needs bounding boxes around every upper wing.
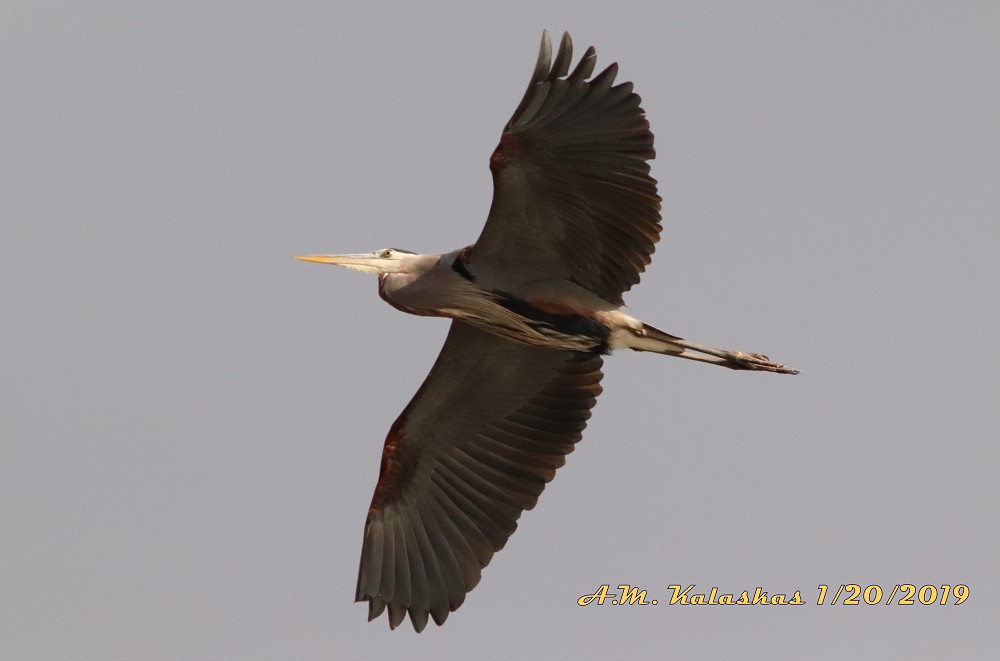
[355,321,604,631]
[468,31,662,306]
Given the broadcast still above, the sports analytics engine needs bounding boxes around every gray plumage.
[296,30,797,632]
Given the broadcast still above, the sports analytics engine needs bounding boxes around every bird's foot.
[726,351,799,374]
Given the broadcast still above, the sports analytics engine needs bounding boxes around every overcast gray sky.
[3,1,998,659]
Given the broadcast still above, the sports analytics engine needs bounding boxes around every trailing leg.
[610,321,798,374]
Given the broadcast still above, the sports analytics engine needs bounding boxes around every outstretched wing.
[468,30,662,306]
[355,321,603,631]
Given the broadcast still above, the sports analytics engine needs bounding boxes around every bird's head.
[293,248,420,275]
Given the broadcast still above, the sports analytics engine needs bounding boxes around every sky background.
[3,1,998,659]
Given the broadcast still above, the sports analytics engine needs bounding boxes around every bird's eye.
[380,249,394,258]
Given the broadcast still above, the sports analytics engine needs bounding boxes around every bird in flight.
[296,30,798,632]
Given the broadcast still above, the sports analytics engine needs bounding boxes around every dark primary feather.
[356,322,603,630]
[470,30,662,305]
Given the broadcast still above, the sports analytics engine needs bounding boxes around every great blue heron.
[296,31,798,632]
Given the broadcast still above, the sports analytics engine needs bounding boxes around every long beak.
[293,253,385,274]
[294,254,368,265]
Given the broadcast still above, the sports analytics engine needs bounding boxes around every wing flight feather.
[355,321,603,630]
[470,31,661,305]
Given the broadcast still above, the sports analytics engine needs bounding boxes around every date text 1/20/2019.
[577,584,970,607]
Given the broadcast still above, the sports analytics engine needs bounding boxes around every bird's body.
[381,248,613,353]
[297,31,797,632]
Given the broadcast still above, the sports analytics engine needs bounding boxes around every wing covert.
[355,321,604,631]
